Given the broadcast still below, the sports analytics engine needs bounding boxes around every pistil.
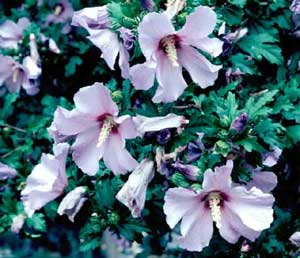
[160,35,179,67]
[12,69,19,83]
[208,192,222,228]
[54,5,63,16]
[97,118,115,148]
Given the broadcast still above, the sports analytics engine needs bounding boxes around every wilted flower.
[133,113,188,136]
[0,162,17,180]
[247,169,277,193]
[225,68,244,83]
[223,28,248,55]
[140,0,154,11]
[21,143,69,217]
[116,159,154,218]
[156,146,186,178]
[72,6,132,79]
[262,146,282,167]
[154,129,171,145]
[118,28,136,51]
[0,18,30,49]
[187,132,204,162]
[57,186,87,222]
[130,6,222,103]
[230,112,249,133]
[11,214,26,234]
[289,231,300,246]
[49,83,138,176]
[163,160,274,252]
[172,161,199,181]
[291,0,300,29]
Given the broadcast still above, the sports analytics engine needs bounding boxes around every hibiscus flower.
[130,6,223,103]
[21,143,69,217]
[163,160,275,252]
[49,82,138,176]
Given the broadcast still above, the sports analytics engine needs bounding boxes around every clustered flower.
[0,0,284,254]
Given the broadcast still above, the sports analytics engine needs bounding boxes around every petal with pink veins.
[187,37,223,58]
[73,82,119,116]
[163,187,200,229]
[178,6,217,40]
[178,45,222,89]
[115,115,139,139]
[220,204,261,243]
[118,44,130,79]
[72,126,105,176]
[152,52,187,103]
[51,107,96,136]
[133,113,187,135]
[227,186,274,231]
[202,160,233,192]
[129,60,156,90]
[103,133,138,175]
[179,204,213,252]
[88,29,120,70]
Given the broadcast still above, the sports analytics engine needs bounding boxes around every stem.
[0,123,27,133]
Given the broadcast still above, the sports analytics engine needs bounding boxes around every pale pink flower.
[290,232,300,247]
[133,113,188,136]
[49,82,138,176]
[163,160,275,252]
[130,6,223,103]
[72,6,131,79]
[247,169,277,193]
[0,162,17,180]
[21,143,69,217]
[46,0,73,24]
[116,159,154,218]
[262,146,282,167]
[0,54,40,95]
[57,186,87,222]
[0,18,30,49]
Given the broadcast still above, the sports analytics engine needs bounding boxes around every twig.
[0,123,27,133]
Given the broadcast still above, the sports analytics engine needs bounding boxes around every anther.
[160,35,179,67]
[97,118,115,148]
[208,192,222,228]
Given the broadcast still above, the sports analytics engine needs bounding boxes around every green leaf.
[236,136,265,152]
[230,53,257,75]
[222,6,243,26]
[229,0,247,7]
[286,125,300,143]
[244,90,278,120]
[26,213,47,232]
[65,56,82,77]
[238,33,283,64]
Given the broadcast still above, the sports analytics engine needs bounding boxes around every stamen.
[97,118,115,148]
[54,5,63,16]
[12,69,19,83]
[160,35,179,67]
[208,192,222,228]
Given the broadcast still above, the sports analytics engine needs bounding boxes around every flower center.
[160,35,179,67]
[12,69,20,83]
[54,4,64,16]
[208,192,222,228]
[97,118,115,148]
